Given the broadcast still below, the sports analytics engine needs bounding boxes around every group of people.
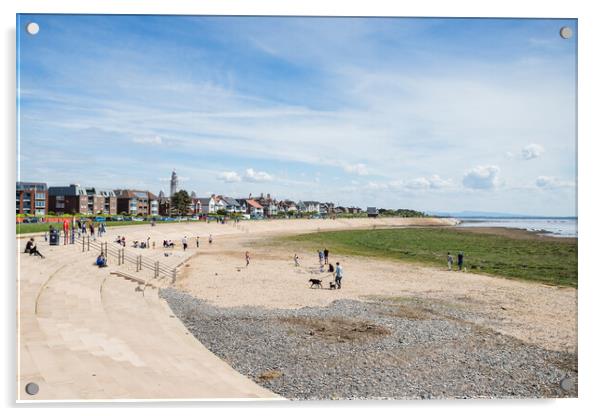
[293,248,343,289]
[447,251,465,271]
[76,220,106,239]
[115,236,126,247]
[132,238,150,249]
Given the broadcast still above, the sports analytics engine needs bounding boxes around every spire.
[170,169,178,197]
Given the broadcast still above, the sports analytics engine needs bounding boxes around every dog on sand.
[309,278,322,289]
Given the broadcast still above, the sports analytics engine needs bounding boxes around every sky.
[17,15,577,216]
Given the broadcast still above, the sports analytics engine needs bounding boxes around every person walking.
[245,251,251,267]
[457,251,464,271]
[196,236,200,248]
[294,253,300,267]
[447,252,453,271]
[182,236,188,251]
[318,250,324,266]
[334,262,343,289]
[209,234,213,244]
[323,248,329,264]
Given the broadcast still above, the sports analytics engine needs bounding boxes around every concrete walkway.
[17,238,282,401]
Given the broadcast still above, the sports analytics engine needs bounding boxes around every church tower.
[170,169,178,197]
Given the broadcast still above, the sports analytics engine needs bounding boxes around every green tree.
[171,190,192,216]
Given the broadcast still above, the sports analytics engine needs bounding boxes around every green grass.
[281,228,577,288]
[16,221,156,234]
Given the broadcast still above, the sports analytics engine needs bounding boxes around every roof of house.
[246,199,263,209]
[221,196,241,206]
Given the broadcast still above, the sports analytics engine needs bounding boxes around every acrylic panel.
[16,14,577,401]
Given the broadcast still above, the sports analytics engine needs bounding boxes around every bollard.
[171,269,176,284]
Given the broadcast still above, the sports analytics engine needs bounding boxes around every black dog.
[329,282,337,290]
[309,279,322,289]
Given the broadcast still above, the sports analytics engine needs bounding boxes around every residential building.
[245,199,264,218]
[114,189,158,216]
[197,196,218,214]
[299,200,320,213]
[278,200,298,214]
[48,184,117,215]
[235,199,249,214]
[16,182,48,216]
[251,193,278,217]
[189,198,203,215]
[215,196,244,214]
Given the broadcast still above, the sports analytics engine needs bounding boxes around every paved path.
[17,239,281,400]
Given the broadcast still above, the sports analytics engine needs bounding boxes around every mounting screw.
[25,382,39,395]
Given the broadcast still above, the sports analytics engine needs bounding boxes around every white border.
[3,1,601,415]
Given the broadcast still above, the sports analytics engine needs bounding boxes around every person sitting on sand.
[96,252,107,268]
[115,235,121,243]
[447,252,453,271]
[27,239,45,258]
[328,263,335,274]
[24,238,34,254]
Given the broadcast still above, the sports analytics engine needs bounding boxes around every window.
[35,193,45,200]
[35,201,45,208]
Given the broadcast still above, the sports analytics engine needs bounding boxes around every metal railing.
[76,235,177,282]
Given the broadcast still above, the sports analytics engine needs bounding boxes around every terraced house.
[114,189,159,216]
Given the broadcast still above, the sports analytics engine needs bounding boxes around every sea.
[456,217,577,238]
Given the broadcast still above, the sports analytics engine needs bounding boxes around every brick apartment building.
[114,190,159,216]
[48,184,117,215]
[16,182,48,216]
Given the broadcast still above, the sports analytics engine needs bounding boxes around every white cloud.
[133,135,163,145]
[243,168,273,182]
[535,176,574,189]
[217,171,241,183]
[343,163,368,176]
[463,165,501,189]
[427,174,453,189]
[405,177,431,190]
[521,143,545,160]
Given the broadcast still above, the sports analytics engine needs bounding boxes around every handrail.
[73,235,177,282]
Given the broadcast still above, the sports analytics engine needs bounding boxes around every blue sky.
[17,15,577,215]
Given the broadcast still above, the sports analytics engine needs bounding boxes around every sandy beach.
[24,216,573,354]
[18,216,577,399]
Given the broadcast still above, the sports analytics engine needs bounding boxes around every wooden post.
[86,236,90,252]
